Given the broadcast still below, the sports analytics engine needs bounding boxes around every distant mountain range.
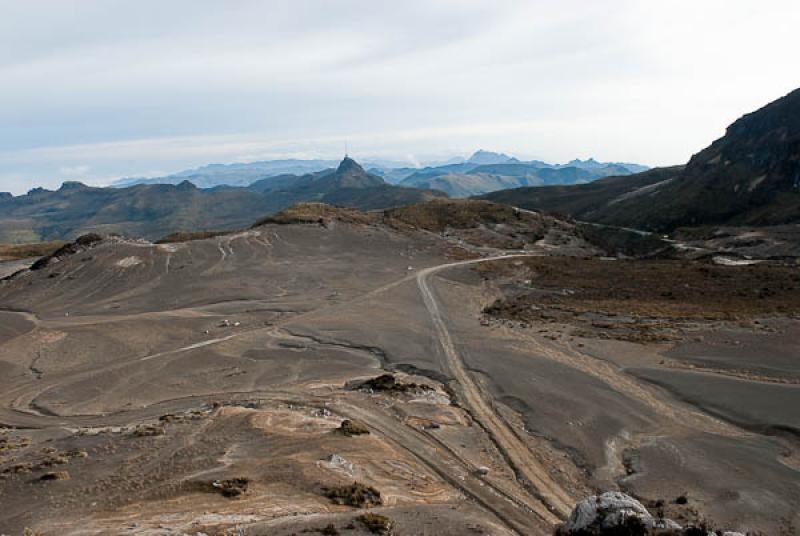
[109,150,648,197]
[113,159,341,188]
[0,158,442,242]
[11,87,796,244]
[396,159,644,197]
[482,87,800,232]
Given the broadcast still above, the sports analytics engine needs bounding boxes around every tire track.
[416,254,573,522]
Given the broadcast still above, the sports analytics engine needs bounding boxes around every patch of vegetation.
[253,203,376,227]
[480,256,800,341]
[155,230,235,244]
[386,199,535,232]
[64,448,88,459]
[354,374,432,394]
[384,199,570,249]
[577,224,673,258]
[338,419,370,437]
[188,477,250,498]
[0,434,31,453]
[158,410,211,423]
[322,482,382,507]
[5,447,79,473]
[357,513,394,534]
[211,477,250,498]
[131,424,165,437]
[30,233,103,271]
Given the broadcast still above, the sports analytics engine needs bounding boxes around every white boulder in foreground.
[560,492,681,534]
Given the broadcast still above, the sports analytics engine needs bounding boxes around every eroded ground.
[0,215,798,535]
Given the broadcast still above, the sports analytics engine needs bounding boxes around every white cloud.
[0,0,798,193]
[58,165,91,177]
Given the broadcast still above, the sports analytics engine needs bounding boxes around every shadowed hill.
[0,181,270,242]
[483,88,800,231]
[0,158,444,241]
[252,202,378,226]
[481,167,684,220]
[401,161,640,197]
[248,199,584,252]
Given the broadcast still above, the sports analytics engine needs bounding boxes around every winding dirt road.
[416,255,574,522]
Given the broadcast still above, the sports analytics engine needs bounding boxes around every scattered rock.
[211,478,250,498]
[558,492,682,535]
[338,419,370,437]
[323,482,382,508]
[131,424,165,437]
[64,448,89,459]
[40,471,69,481]
[324,454,356,475]
[357,513,394,534]
[159,410,210,424]
[314,408,332,418]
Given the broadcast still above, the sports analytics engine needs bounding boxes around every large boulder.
[561,492,681,534]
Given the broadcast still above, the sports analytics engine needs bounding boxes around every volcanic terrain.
[0,200,797,535]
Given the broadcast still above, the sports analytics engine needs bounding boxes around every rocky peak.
[468,150,514,165]
[336,156,366,175]
[175,180,197,191]
[59,181,88,192]
[327,157,384,189]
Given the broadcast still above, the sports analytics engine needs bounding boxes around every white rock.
[653,518,683,530]
[563,491,682,533]
[564,492,651,531]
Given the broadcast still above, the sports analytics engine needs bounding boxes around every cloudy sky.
[1,0,798,194]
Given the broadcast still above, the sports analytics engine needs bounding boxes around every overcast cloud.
[0,0,798,193]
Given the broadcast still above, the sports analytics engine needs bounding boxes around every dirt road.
[416,255,574,522]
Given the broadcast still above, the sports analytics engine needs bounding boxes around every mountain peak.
[337,156,366,175]
[468,150,514,165]
[59,181,88,191]
[175,180,197,191]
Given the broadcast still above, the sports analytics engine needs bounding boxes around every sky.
[1,0,799,194]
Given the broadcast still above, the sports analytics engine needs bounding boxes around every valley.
[1,201,797,535]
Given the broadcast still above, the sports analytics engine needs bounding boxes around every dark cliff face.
[684,88,800,192]
[482,88,800,232]
[654,88,800,229]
